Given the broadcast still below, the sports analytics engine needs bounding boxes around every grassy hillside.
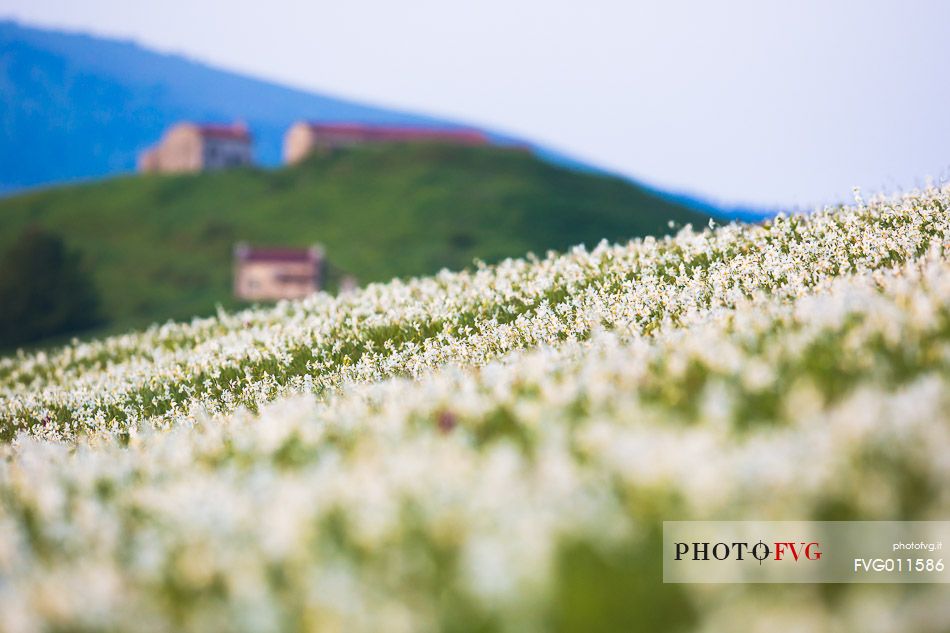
[0,143,708,339]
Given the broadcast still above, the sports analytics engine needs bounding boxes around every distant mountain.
[0,20,495,192]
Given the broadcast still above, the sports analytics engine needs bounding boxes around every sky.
[1,0,949,210]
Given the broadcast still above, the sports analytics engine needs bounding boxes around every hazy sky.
[2,0,949,209]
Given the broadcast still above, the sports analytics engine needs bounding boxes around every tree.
[0,226,101,349]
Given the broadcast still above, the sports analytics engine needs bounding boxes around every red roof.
[236,247,320,263]
[305,122,488,145]
[198,123,251,141]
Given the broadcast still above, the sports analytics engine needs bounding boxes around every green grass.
[0,143,708,341]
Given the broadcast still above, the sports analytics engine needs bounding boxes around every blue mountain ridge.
[0,20,761,218]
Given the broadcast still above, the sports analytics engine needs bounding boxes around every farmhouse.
[139,122,253,173]
[283,121,489,164]
[233,243,324,302]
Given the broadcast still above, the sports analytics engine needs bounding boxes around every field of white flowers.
[1,187,949,632]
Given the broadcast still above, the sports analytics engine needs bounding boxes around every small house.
[139,122,253,173]
[233,243,324,302]
[283,121,489,165]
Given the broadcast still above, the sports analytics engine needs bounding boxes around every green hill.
[0,143,709,340]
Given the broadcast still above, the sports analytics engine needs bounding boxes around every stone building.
[283,121,489,165]
[233,243,324,302]
[139,123,253,173]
